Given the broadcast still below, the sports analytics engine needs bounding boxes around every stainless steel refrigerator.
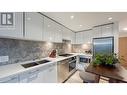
[93,37,114,57]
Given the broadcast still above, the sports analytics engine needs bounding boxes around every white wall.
[113,22,119,54]
[119,32,127,37]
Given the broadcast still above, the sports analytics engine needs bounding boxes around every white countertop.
[0,53,92,79]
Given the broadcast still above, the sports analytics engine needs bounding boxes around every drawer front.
[19,71,30,83]
[28,69,40,82]
[19,69,40,83]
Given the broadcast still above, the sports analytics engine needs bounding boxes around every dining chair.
[79,71,100,83]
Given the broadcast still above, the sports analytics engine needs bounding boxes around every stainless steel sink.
[21,59,51,68]
[36,60,50,64]
[21,62,38,68]
[59,54,73,57]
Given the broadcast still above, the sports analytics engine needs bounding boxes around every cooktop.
[59,54,73,57]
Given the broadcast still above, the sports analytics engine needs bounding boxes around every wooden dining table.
[85,63,127,83]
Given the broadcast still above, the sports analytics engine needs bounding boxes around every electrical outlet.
[0,56,9,63]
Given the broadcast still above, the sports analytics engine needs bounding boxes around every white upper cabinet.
[43,17,62,42]
[62,27,72,41]
[71,32,76,44]
[43,16,74,43]
[76,30,93,44]
[25,12,44,41]
[62,27,68,40]
[101,24,113,37]
[75,24,114,44]
[83,29,93,44]
[43,17,53,42]
[75,32,84,44]
[0,12,23,38]
[92,26,102,38]
[75,32,80,44]
[53,22,62,43]
[92,24,113,38]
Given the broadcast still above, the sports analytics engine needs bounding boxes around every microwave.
[77,55,92,70]
[79,56,91,63]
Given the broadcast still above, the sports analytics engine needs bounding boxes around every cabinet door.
[19,71,29,83]
[92,26,102,38]
[75,32,80,44]
[43,17,55,42]
[76,32,84,44]
[25,12,44,41]
[0,12,23,38]
[71,32,75,44]
[42,64,57,83]
[0,75,19,83]
[62,27,72,40]
[68,29,73,41]
[28,69,42,83]
[53,22,62,43]
[101,24,113,37]
[62,27,68,40]
[19,69,44,83]
[84,30,93,44]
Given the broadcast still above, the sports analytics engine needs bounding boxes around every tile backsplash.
[72,44,92,53]
[0,38,72,66]
[0,38,93,66]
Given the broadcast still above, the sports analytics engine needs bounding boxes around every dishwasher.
[57,59,69,83]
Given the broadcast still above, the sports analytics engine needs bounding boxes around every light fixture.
[70,15,74,19]
[87,42,91,44]
[108,17,112,20]
[46,42,53,47]
[79,25,83,27]
[82,44,89,50]
[123,28,127,31]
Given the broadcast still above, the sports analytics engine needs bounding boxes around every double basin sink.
[21,60,50,68]
[21,54,73,69]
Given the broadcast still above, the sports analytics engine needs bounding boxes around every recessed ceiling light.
[108,17,112,20]
[79,25,83,27]
[70,15,74,19]
[123,28,127,31]
[87,42,91,44]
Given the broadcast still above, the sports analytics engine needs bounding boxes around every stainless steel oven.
[57,56,77,83]
[69,56,76,74]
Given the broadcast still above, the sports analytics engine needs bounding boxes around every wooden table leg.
[95,75,100,83]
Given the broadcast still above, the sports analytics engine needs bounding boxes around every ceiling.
[43,12,127,32]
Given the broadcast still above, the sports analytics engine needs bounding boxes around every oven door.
[69,60,76,73]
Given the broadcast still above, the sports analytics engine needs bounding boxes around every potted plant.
[92,53,119,67]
